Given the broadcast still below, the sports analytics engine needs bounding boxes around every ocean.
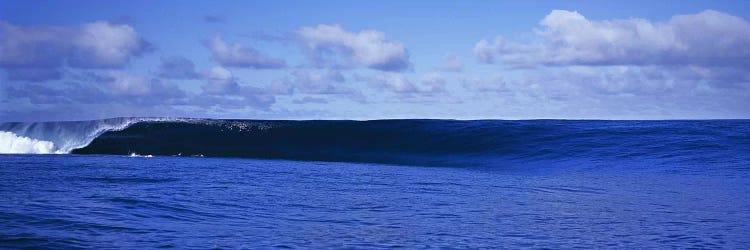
[1,119,749,248]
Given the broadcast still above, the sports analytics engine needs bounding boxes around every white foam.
[0,131,57,154]
[128,153,153,158]
[0,117,184,155]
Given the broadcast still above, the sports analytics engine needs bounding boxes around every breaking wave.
[0,117,176,154]
[0,131,56,154]
[2,118,748,168]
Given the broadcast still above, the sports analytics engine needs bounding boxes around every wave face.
[0,118,174,154]
[61,119,750,167]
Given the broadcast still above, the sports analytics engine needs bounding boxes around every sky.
[1,0,749,121]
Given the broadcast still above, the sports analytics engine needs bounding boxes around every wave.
[2,118,748,167]
[0,117,177,154]
[0,131,56,154]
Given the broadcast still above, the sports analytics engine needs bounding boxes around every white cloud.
[104,71,185,100]
[475,10,750,68]
[0,21,148,74]
[70,22,149,68]
[205,36,286,69]
[202,66,240,95]
[297,24,409,71]
[467,9,750,118]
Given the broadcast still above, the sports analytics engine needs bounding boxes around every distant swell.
[2,118,748,167]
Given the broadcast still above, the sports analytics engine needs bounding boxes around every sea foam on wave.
[0,131,57,154]
[0,117,182,155]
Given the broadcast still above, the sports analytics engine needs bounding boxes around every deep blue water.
[1,119,750,248]
[1,154,749,248]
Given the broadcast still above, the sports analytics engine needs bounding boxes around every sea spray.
[0,131,56,154]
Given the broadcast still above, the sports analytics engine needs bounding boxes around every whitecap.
[0,131,57,154]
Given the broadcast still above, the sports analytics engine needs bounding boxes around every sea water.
[1,154,749,248]
[1,119,749,248]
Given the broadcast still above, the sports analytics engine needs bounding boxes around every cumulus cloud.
[466,9,750,118]
[297,24,410,71]
[0,21,149,81]
[106,72,184,99]
[202,66,241,95]
[475,10,750,68]
[157,56,200,79]
[205,36,286,69]
[69,22,150,68]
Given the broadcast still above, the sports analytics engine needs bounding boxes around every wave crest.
[0,117,179,154]
[3,118,748,168]
[72,119,750,168]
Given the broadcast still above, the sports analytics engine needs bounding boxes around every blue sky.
[1,0,749,121]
